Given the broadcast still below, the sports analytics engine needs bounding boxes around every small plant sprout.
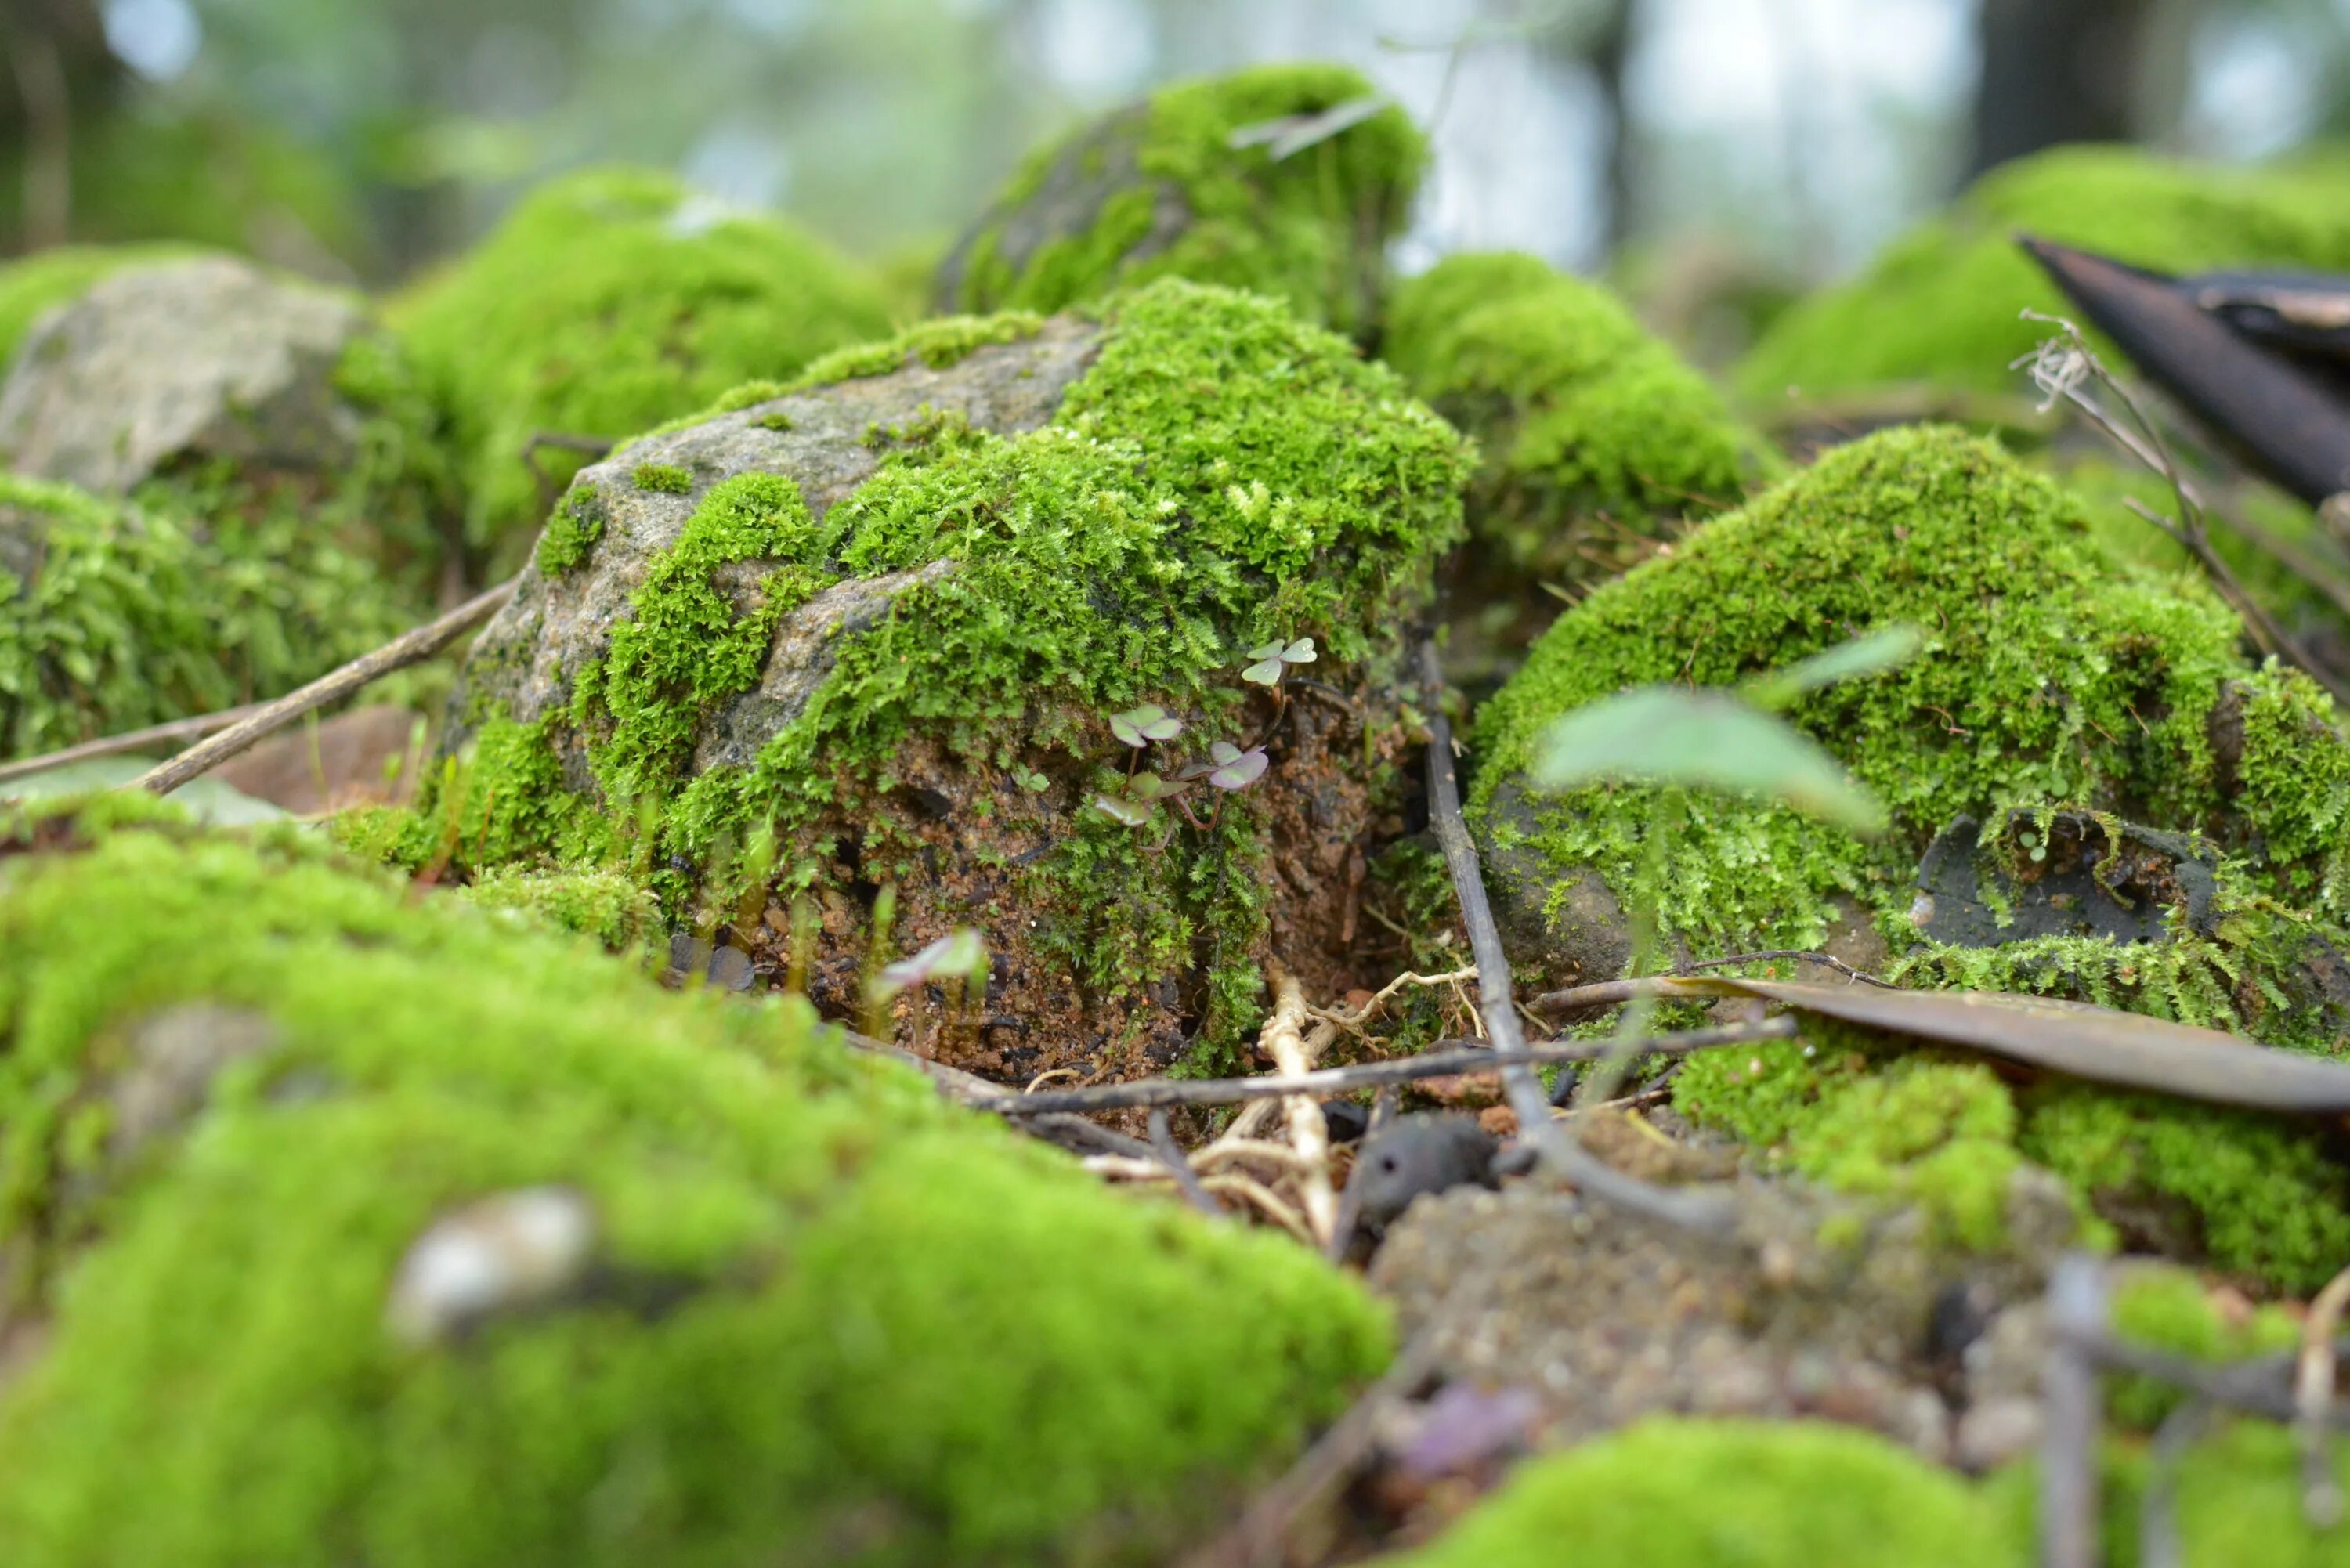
[1109,703,1184,748]
[864,927,989,1055]
[1095,770,1183,826]
[1242,637,1317,687]
[1203,740,1268,791]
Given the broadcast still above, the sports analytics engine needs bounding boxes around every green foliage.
[392,166,894,561]
[1377,1418,2008,1568]
[945,63,1424,336]
[0,808,1390,1565]
[1384,251,1759,582]
[0,474,410,761]
[631,462,693,495]
[1738,145,2350,404]
[535,482,609,575]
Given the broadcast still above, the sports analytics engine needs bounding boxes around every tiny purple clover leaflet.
[1207,742,1268,790]
[1108,703,1184,748]
[1242,636,1318,686]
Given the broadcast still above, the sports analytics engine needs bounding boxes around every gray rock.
[1912,808,2222,948]
[109,1004,281,1161]
[385,1186,599,1347]
[0,257,373,496]
[448,316,1102,775]
[1479,776,1635,995]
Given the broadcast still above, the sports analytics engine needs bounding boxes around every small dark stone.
[1912,808,2221,948]
[1354,1113,1500,1244]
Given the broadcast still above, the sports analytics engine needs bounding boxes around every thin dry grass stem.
[1262,964,1340,1248]
[2298,1262,2350,1526]
[1305,966,1477,1035]
[1193,1139,1318,1175]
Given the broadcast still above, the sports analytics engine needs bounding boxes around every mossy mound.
[0,473,411,760]
[933,63,1423,339]
[1376,1418,2010,1568]
[418,279,1469,1078]
[1737,145,2350,408]
[0,804,1390,1566]
[0,242,205,368]
[392,166,895,565]
[1471,424,2350,1290]
[1383,251,1762,676]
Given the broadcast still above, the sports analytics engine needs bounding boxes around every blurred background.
[6,0,2347,307]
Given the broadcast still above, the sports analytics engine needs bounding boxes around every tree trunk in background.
[0,0,120,252]
[1587,0,1634,255]
[1968,0,2158,181]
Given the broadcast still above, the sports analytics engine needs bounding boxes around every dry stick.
[1674,949,1896,988]
[985,1017,1792,1115]
[1415,641,1736,1235]
[2297,1262,2350,1527]
[132,578,519,797]
[1262,966,1339,1247]
[2042,1253,2110,1568]
[0,699,273,787]
[1149,1108,1225,1220]
[2140,1396,2213,1568]
[831,1026,1155,1162]
[1325,1085,1397,1263]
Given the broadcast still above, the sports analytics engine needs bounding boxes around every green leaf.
[1741,625,1925,712]
[1529,688,1888,834]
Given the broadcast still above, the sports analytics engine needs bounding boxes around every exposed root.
[1262,963,1340,1248]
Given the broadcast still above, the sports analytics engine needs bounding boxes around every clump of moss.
[393,166,894,563]
[1377,1418,2008,1568]
[0,805,1390,1565]
[0,242,205,368]
[937,63,1424,338]
[459,864,660,954]
[0,473,411,760]
[1738,145,2350,406]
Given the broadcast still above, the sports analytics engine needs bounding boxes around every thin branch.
[1415,641,1737,1234]
[832,1026,1154,1162]
[982,1017,1792,1116]
[1149,1108,1224,1219]
[2297,1262,2350,1527]
[0,699,273,786]
[1326,1086,1396,1263]
[1673,949,1897,988]
[2041,1253,2109,1568]
[132,577,518,797]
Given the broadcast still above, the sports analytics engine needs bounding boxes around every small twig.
[1306,966,1478,1032]
[2139,1396,2213,1568]
[2298,1262,2350,1528]
[1149,1108,1224,1219]
[1262,966,1339,1247]
[2042,1253,2110,1568]
[1326,1086,1396,1263]
[132,578,518,796]
[520,430,616,515]
[1415,641,1735,1234]
[1198,1173,1313,1242]
[0,699,274,786]
[831,1027,1153,1162]
[1673,949,1896,988]
[984,1018,1792,1115]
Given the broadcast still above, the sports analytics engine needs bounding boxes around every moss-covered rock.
[0,242,205,370]
[0,804,1390,1565]
[0,473,411,760]
[392,166,895,565]
[933,63,1423,339]
[1737,145,2350,409]
[421,279,1470,1079]
[1376,1418,2012,1568]
[1470,424,2350,1290]
[1383,251,1763,677]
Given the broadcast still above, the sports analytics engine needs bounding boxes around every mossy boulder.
[1737,145,2350,409]
[392,166,895,565]
[0,242,205,370]
[0,804,1390,1565]
[1383,251,1764,677]
[430,279,1470,1078]
[0,255,450,595]
[1470,424,2350,1290]
[933,63,1423,340]
[1376,1418,2012,1568]
[0,473,411,760]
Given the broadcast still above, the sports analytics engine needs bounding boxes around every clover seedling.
[1095,770,1181,826]
[866,928,990,1055]
[1242,637,1317,687]
[1205,740,1267,790]
[1109,703,1184,748]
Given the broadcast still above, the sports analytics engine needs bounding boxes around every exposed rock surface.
[0,256,374,495]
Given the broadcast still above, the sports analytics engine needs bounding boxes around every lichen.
[0,804,1391,1565]
[1376,1418,2009,1568]
[1737,145,2350,406]
[428,279,1470,1068]
[940,63,1424,338]
[1384,251,1760,580]
[0,473,411,761]
[392,166,894,564]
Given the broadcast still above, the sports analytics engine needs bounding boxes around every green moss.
[1385,251,1760,581]
[0,474,411,761]
[1377,1418,2008,1568]
[461,279,1469,1061]
[785,312,1044,391]
[0,242,206,368]
[535,482,609,576]
[631,462,693,495]
[2107,1263,2302,1430]
[392,166,894,562]
[458,864,659,954]
[0,807,1391,1565]
[944,63,1424,337]
[1738,145,2350,406]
